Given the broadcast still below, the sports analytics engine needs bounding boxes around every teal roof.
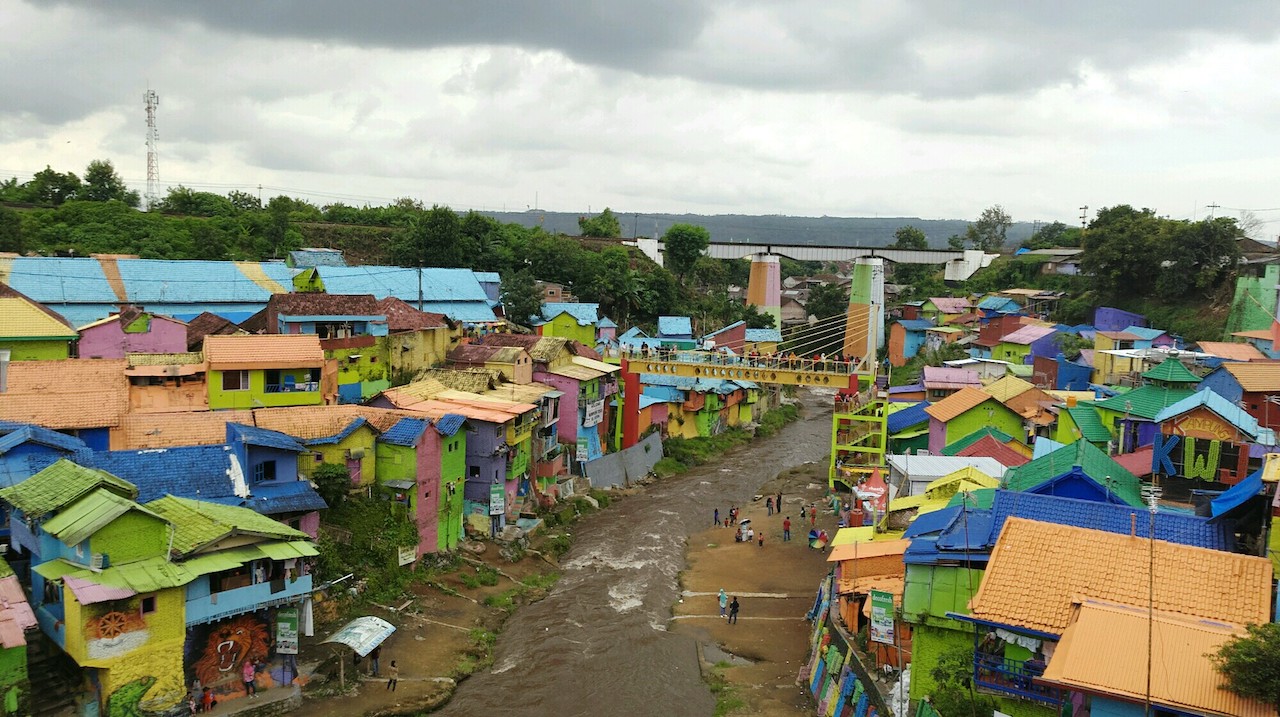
[540,302,600,326]
[1064,405,1112,443]
[0,459,137,519]
[145,496,308,556]
[1154,388,1277,443]
[1003,440,1144,507]
[1141,359,1201,384]
[941,427,1016,455]
[1094,385,1198,420]
[41,488,162,547]
[945,488,996,509]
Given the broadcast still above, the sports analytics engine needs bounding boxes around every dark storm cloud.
[45,0,1280,97]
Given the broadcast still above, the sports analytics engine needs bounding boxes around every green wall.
[207,368,324,409]
[991,342,1031,364]
[439,434,466,551]
[542,314,595,346]
[91,510,168,564]
[945,401,1024,446]
[908,623,972,703]
[0,339,70,360]
[0,645,26,716]
[330,345,390,400]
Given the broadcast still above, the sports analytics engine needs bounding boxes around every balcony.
[265,381,319,393]
[973,654,1062,706]
[186,575,313,626]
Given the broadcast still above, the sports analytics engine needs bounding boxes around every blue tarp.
[1210,468,1264,519]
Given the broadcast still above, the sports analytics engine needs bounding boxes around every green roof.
[0,459,137,519]
[145,496,308,556]
[40,489,162,547]
[942,427,1016,456]
[1094,385,1198,420]
[1141,359,1201,385]
[1003,440,1144,507]
[34,555,197,593]
[1064,405,1112,443]
[946,488,996,509]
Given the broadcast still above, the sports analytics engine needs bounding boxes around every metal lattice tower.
[143,89,160,210]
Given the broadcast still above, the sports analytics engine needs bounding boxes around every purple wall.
[1027,333,1060,362]
[1093,307,1146,332]
[298,511,320,538]
[77,314,188,359]
[927,417,946,454]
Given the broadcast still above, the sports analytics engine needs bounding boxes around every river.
[436,391,833,717]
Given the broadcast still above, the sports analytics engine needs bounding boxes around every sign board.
[276,607,299,655]
[397,546,417,567]
[575,436,589,462]
[489,482,505,516]
[869,589,895,645]
[583,400,605,427]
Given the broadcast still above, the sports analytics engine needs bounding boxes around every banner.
[276,607,299,655]
[583,400,605,427]
[869,590,895,645]
[489,482,505,516]
[397,546,417,566]
[575,436,589,462]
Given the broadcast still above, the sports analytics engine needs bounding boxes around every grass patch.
[520,571,560,591]
[483,587,523,611]
[705,666,746,716]
[755,403,799,438]
[544,532,572,558]
[452,628,498,679]
[459,565,501,589]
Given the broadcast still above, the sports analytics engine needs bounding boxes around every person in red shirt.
[782,517,791,542]
[809,504,817,527]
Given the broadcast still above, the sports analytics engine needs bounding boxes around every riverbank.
[672,458,840,716]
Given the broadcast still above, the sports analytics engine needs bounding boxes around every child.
[386,660,399,691]
[201,687,215,712]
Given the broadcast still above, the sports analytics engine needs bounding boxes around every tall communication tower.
[143,89,160,210]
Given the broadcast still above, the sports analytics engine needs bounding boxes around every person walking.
[729,597,740,624]
[242,658,257,698]
[766,496,774,516]
[757,532,764,548]
[714,507,720,527]
[718,588,728,618]
[776,492,783,513]
[809,504,817,527]
[386,660,398,691]
[783,516,791,542]
[370,645,381,677]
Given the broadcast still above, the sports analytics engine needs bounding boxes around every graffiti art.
[190,614,271,689]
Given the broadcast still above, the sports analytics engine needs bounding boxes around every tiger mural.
[191,614,271,689]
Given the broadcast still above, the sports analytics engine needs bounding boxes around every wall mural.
[187,614,271,692]
[106,676,156,717]
[85,598,150,660]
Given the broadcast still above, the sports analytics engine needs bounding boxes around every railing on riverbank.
[803,572,896,716]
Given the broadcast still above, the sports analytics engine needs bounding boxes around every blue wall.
[1200,367,1244,403]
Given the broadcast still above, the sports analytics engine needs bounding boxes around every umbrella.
[808,528,826,548]
[739,518,752,527]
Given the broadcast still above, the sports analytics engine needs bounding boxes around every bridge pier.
[745,254,782,328]
[843,257,884,364]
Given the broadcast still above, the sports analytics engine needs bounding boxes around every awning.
[63,575,136,604]
[382,480,415,490]
[322,616,396,657]
[256,540,320,560]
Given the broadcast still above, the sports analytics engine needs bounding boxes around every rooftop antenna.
[143,88,160,210]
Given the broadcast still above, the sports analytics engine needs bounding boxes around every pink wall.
[299,511,320,539]
[535,370,580,444]
[416,431,443,556]
[927,417,946,454]
[78,314,188,358]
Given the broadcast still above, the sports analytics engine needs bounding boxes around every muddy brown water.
[436,392,833,717]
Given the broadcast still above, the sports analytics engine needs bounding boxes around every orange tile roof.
[252,405,413,439]
[0,359,129,429]
[969,518,1273,635]
[1222,361,1280,392]
[924,387,997,423]
[203,334,323,370]
[1195,341,1267,362]
[827,538,911,563]
[1230,329,1273,341]
[1041,600,1271,717]
[118,410,254,448]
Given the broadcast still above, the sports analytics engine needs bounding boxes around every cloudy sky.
[4,1,1280,227]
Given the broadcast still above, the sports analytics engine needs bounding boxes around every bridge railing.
[618,348,865,376]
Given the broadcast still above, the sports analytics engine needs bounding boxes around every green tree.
[805,283,847,321]
[1080,205,1167,301]
[965,204,1013,251]
[889,225,936,285]
[740,303,776,329]
[312,463,351,509]
[24,166,81,205]
[1212,622,1280,714]
[1154,216,1242,301]
[393,204,463,268]
[890,225,928,250]
[947,234,966,250]
[0,206,23,254]
[155,186,234,216]
[227,190,261,213]
[662,223,711,282]
[81,159,140,206]
[1021,221,1080,249]
[578,207,622,238]
[500,268,542,327]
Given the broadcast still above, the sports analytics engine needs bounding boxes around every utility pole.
[1206,202,1221,218]
[143,89,160,211]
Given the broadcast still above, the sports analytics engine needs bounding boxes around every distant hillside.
[481,211,1039,248]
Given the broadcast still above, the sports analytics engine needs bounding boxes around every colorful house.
[1093,359,1201,453]
[656,316,697,349]
[252,406,384,492]
[76,306,188,359]
[924,387,1023,454]
[203,334,331,409]
[1002,439,1146,507]
[919,297,972,323]
[0,284,77,361]
[447,344,533,384]
[921,366,980,401]
[124,352,210,412]
[1120,324,1174,349]
[701,320,746,354]
[1150,388,1277,492]
[885,402,930,454]
[254,293,391,403]
[961,518,1272,713]
[1093,306,1146,332]
[0,557,35,716]
[1089,330,1142,385]
[375,297,456,383]
[1200,361,1280,431]
[376,415,468,555]
[0,359,129,450]
[533,303,607,347]
[989,324,1056,365]
[888,319,935,367]
[1052,402,1111,450]
[743,328,782,355]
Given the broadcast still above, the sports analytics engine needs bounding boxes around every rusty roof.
[1041,600,1271,717]
[1194,341,1267,362]
[1221,361,1280,392]
[448,344,528,365]
[968,517,1273,635]
[267,292,380,317]
[118,410,254,448]
[0,359,129,429]
[421,367,502,394]
[480,334,575,363]
[184,311,248,352]
[375,297,450,332]
[252,405,414,439]
[203,334,324,369]
[924,387,999,423]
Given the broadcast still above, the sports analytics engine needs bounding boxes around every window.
[253,460,277,483]
[469,466,480,478]
[221,370,249,391]
[140,595,156,614]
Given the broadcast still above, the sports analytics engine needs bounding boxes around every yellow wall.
[67,587,187,712]
[540,314,595,346]
[665,403,702,440]
[385,328,457,384]
[299,424,379,488]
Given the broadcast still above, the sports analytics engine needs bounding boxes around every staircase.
[26,631,80,717]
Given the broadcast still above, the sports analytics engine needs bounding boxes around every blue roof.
[896,319,937,331]
[89,446,241,503]
[745,328,782,343]
[978,297,1021,311]
[242,480,328,514]
[380,417,430,446]
[657,316,694,338]
[991,490,1230,550]
[903,506,961,538]
[473,271,501,284]
[888,384,924,395]
[228,423,305,453]
[1154,388,1273,442]
[596,317,618,329]
[1122,325,1167,340]
[642,385,686,403]
[619,326,648,340]
[0,422,90,455]
[308,266,497,323]
[1031,437,1066,458]
[637,395,667,409]
[640,373,697,389]
[305,417,369,445]
[903,506,993,565]
[887,402,931,433]
[432,414,468,437]
[289,249,347,268]
[1210,468,1264,519]
[540,302,600,326]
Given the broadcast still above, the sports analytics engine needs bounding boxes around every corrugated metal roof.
[1195,341,1266,361]
[886,402,931,433]
[0,459,137,518]
[306,266,496,323]
[954,435,1030,467]
[924,387,997,422]
[1064,405,1111,442]
[657,316,693,337]
[288,248,347,268]
[572,356,620,374]
[1142,358,1201,384]
[1041,601,1272,717]
[885,454,1008,481]
[999,324,1055,344]
[145,495,308,556]
[921,366,981,390]
[895,319,937,331]
[744,328,782,342]
[540,302,600,326]
[62,574,137,605]
[968,517,1273,635]
[989,490,1229,550]
[1094,384,1197,420]
[1003,440,1144,507]
[1121,325,1168,340]
[41,488,160,547]
[925,297,972,314]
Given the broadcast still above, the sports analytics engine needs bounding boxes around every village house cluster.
[0,250,785,714]
[809,287,1280,717]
